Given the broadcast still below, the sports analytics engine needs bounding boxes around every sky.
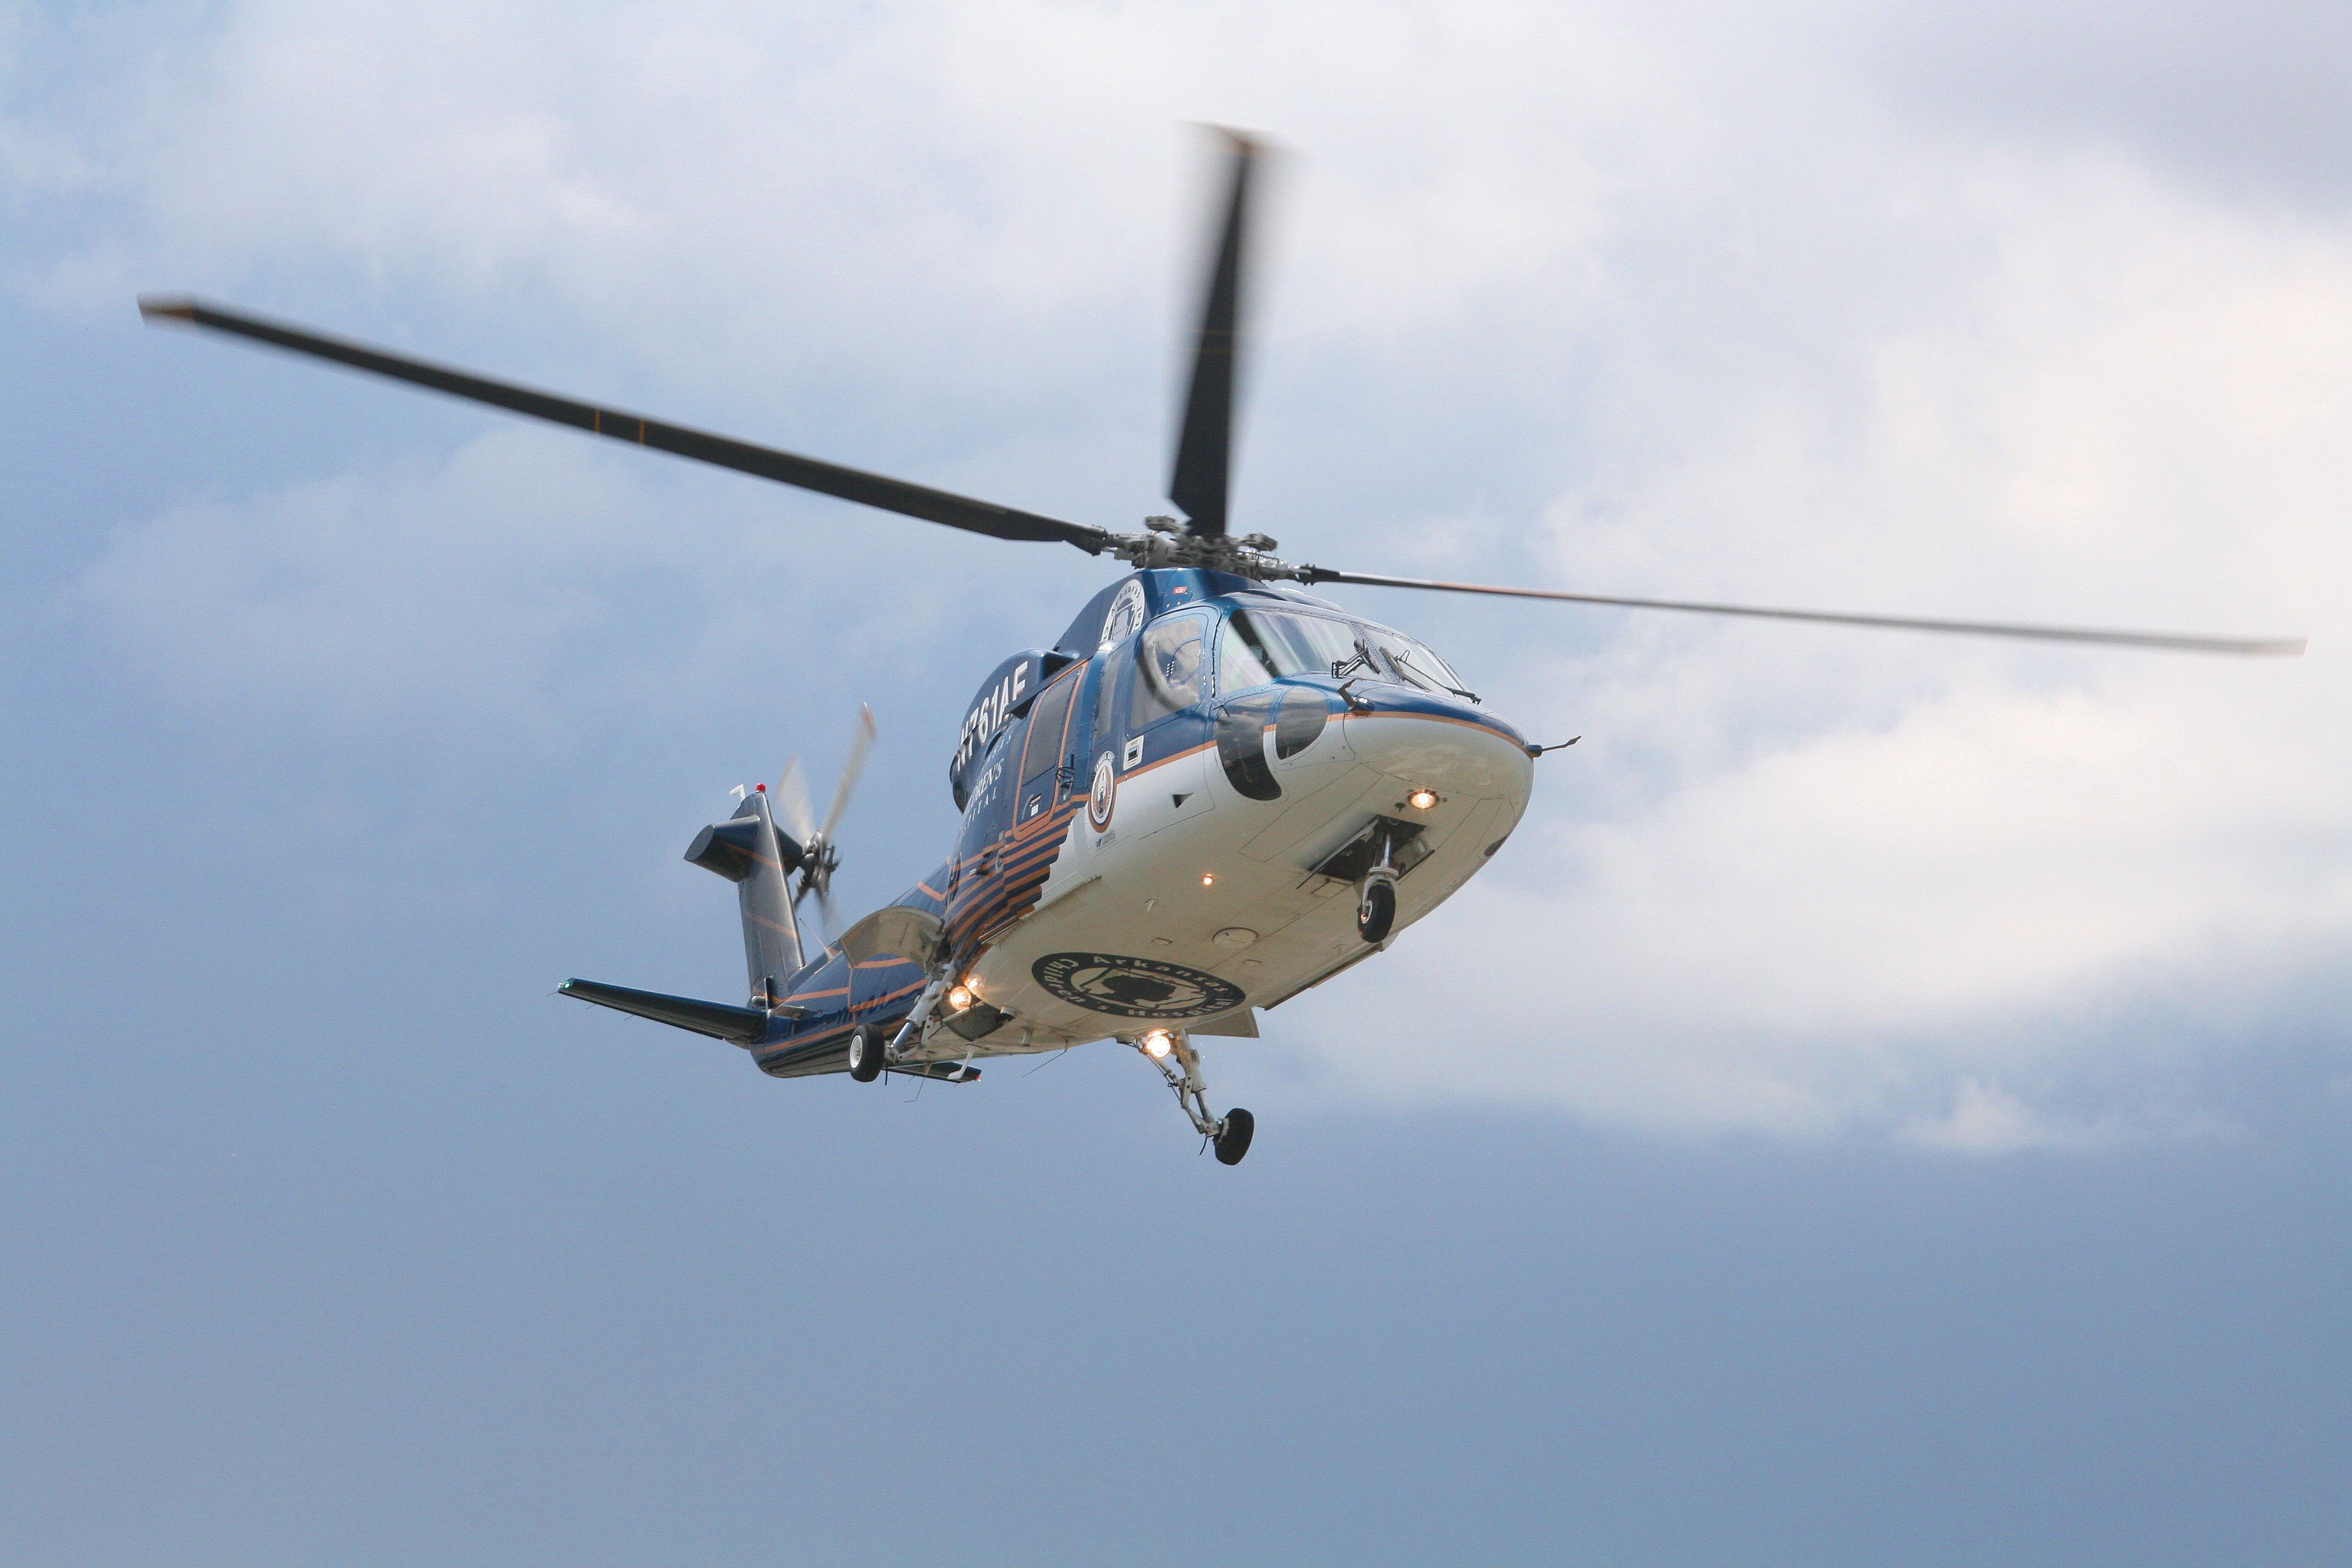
[2,2,2347,1563]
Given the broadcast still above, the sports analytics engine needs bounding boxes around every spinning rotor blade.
[1308,570,2307,656]
[139,296,1111,553]
[1168,129,1265,539]
[773,759,817,848]
[820,704,877,845]
[776,708,875,935]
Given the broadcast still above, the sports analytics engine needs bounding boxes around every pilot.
[1160,633,1206,707]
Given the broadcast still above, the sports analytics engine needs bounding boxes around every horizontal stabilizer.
[560,978,802,1044]
[686,814,800,883]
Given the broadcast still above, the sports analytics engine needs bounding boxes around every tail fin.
[684,790,807,1008]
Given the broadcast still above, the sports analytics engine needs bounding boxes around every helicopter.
[140,132,2302,1165]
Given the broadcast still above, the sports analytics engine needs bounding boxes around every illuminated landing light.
[1407,788,1439,811]
[1142,1030,1174,1059]
[1201,873,1216,887]
[946,984,975,1011]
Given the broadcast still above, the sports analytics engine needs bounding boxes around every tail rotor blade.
[774,757,817,846]
[819,704,877,845]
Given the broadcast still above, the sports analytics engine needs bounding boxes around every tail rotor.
[776,704,875,939]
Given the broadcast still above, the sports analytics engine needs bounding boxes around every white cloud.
[1294,146,2352,1146]
[1899,1078,2237,1154]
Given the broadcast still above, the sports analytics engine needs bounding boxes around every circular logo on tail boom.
[1032,952,1246,1020]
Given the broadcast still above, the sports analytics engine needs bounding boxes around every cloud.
[74,429,658,737]
[1899,1079,2235,1154]
[1293,145,2352,1143]
[13,0,2347,1148]
[1848,1,2352,209]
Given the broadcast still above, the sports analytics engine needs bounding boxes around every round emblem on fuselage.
[1031,952,1247,1020]
[1098,580,1147,648]
[1087,752,1117,831]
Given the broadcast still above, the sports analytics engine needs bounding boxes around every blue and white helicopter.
[143,134,2301,1164]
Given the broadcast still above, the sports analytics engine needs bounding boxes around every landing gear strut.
[858,965,956,1082]
[1134,1031,1254,1165]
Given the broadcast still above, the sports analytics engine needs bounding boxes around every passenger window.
[1130,616,1209,728]
[1021,668,1079,790]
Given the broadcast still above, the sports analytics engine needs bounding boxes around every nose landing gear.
[1133,1031,1255,1165]
[1356,875,1397,944]
[1355,826,1400,944]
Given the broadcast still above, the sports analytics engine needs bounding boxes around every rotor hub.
[1105,520,1322,585]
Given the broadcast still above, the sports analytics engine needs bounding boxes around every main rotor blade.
[1305,569,2307,656]
[139,296,1112,554]
[1168,130,1263,540]
[820,703,877,845]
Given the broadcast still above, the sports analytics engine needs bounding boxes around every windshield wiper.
[1330,638,1378,712]
[1392,647,1480,705]
[1329,639,1374,679]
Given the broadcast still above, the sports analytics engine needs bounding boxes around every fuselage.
[748,569,1535,1076]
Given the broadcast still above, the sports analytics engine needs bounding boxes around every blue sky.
[4,2,2347,1562]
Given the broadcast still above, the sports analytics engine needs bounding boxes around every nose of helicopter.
[1339,689,1534,800]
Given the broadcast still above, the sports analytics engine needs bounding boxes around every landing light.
[1200,873,1216,887]
[1407,789,1438,811]
[1142,1030,1174,1059]
[946,984,974,1011]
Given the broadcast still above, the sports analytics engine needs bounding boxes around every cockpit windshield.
[1361,625,1472,699]
[1221,607,1471,701]
[1223,609,1361,683]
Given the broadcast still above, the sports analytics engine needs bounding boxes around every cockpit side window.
[1130,614,1210,728]
[1093,641,1126,751]
[1226,609,1361,678]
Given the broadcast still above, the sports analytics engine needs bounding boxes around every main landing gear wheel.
[1214,1108,1255,1165]
[846,1023,886,1082]
[1356,877,1397,944]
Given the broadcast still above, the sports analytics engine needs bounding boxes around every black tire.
[1214,1108,1255,1166]
[847,1024,886,1083]
[1356,878,1397,944]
